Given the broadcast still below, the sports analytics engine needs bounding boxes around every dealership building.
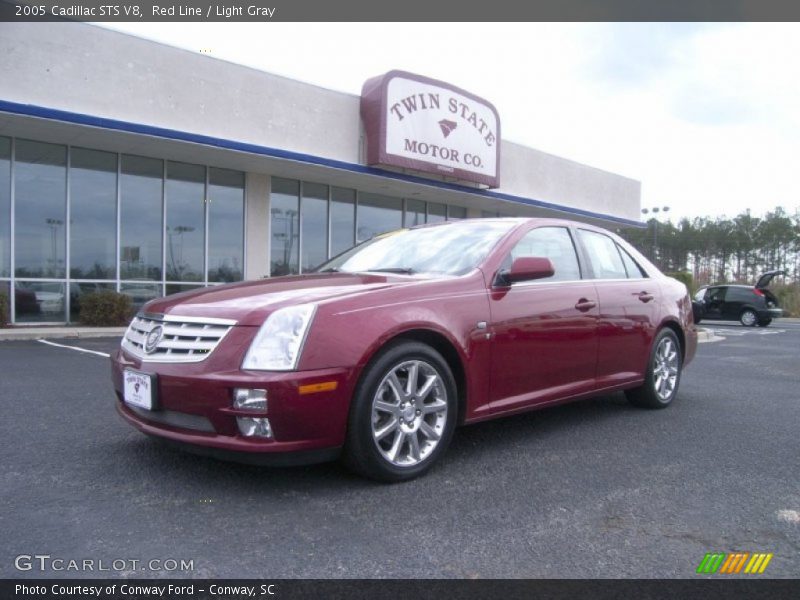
[0,22,641,324]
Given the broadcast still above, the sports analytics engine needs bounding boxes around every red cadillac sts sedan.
[112,218,697,481]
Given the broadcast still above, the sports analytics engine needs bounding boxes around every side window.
[724,287,750,302]
[577,229,627,279]
[508,226,581,282]
[707,287,726,302]
[617,244,647,278]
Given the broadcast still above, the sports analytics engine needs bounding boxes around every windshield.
[315,220,517,277]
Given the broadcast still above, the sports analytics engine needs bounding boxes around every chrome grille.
[121,313,236,363]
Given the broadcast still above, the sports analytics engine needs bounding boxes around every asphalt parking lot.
[1,322,799,579]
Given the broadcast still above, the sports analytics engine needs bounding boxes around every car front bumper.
[111,348,356,465]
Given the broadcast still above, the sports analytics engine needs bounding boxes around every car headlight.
[241,304,316,371]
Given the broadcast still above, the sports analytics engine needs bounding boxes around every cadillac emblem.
[144,325,164,354]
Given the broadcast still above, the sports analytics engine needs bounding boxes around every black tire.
[626,328,683,409]
[757,318,772,327]
[740,309,758,327]
[343,341,458,482]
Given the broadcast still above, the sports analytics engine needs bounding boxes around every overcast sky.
[98,22,800,223]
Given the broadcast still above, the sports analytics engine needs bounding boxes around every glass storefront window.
[427,202,447,224]
[0,137,10,278]
[120,281,162,312]
[404,199,426,228]
[208,168,244,283]
[448,206,467,220]
[330,187,355,256]
[301,182,328,272]
[15,281,66,323]
[69,282,117,322]
[15,140,67,278]
[120,155,163,281]
[70,148,117,279]
[357,193,402,243]
[166,283,204,297]
[166,162,206,282]
[270,177,300,276]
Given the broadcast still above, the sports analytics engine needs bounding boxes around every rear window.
[577,229,627,279]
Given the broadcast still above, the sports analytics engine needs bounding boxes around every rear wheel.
[343,341,457,482]
[626,328,682,409]
[740,309,758,327]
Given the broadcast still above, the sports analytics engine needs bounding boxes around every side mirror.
[496,257,555,286]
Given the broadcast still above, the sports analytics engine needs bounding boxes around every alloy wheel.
[370,359,448,467]
[652,336,679,402]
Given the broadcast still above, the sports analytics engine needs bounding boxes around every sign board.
[361,71,501,188]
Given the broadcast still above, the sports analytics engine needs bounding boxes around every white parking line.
[37,339,111,358]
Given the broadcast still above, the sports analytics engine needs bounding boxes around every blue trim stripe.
[0,99,644,228]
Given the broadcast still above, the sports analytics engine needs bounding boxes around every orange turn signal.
[298,381,338,395]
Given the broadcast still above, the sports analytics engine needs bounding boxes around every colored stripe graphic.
[744,553,773,574]
[697,552,773,574]
[697,553,726,574]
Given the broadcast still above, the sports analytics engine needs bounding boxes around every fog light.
[236,416,272,438]
[233,388,267,411]
[233,389,271,438]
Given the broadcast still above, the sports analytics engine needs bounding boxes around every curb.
[696,327,723,343]
[0,327,126,341]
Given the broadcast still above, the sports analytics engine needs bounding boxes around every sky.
[98,22,800,223]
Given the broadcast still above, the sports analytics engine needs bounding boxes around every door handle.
[574,298,596,311]
[635,291,654,303]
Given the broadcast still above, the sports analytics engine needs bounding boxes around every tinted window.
[404,199,426,228]
[578,229,627,279]
[330,187,355,256]
[427,202,446,224]
[208,168,244,282]
[120,155,163,280]
[270,177,299,276]
[15,140,67,278]
[70,148,117,279]
[166,162,205,282]
[357,193,402,243]
[617,243,647,278]
[447,205,467,220]
[725,287,754,302]
[0,137,9,277]
[509,227,581,282]
[301,182,328,272]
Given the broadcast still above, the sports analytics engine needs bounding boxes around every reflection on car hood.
[140,272,421,326]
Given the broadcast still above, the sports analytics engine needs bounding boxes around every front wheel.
[626,328,682,409]
[740,309,758,327]
[343,341,458,482]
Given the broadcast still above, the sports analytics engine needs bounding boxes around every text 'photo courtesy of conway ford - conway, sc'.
[112,218,697,482]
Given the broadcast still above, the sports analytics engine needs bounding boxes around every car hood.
[141,273,422,326]
[756,270,786,289]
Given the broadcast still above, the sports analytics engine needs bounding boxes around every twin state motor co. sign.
[361,71,501,188]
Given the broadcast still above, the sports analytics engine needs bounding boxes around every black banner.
[4,0,800,22]
[3,579,800,600]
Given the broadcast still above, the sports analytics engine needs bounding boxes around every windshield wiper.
[317,268,341,273]
[366,267,416,274]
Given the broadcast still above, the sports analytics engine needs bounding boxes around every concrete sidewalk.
[0,326,126,341]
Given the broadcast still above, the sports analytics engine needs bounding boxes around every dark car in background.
[693,270,785,327]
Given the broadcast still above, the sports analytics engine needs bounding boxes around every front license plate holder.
[123,369,158,411]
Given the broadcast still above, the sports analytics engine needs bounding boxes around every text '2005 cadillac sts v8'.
[112,218,697,481]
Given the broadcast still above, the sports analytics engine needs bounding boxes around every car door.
[575,229,658,386]
[488,226,598,412]
[703,286,727,320]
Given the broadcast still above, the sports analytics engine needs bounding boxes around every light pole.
[641,206,670,263]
